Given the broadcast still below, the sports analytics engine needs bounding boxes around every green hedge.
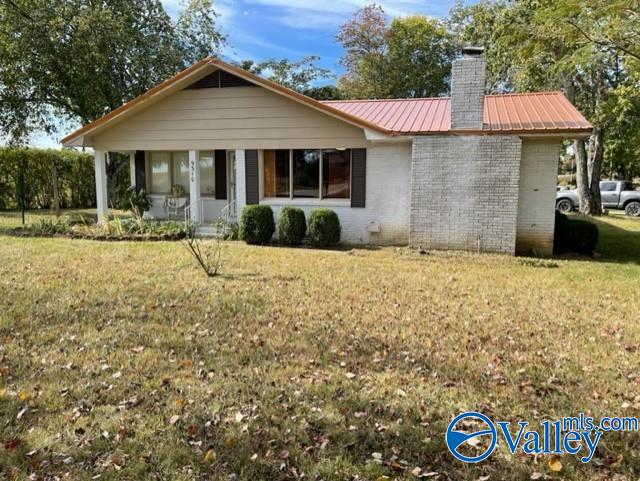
[554,211,599,255]
[308,209,341,247]
[239,205,275,245]
[0,147,95,210]
[278,206,306,245]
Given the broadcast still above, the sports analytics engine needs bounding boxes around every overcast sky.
[26,0,464,148]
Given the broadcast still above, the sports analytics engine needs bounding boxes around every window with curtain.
[172,152,190,194]
[292,149,320,198]
[199,151,215,196]
[263,149,290,197]
[150,152,171,194]
[322,149,350,199]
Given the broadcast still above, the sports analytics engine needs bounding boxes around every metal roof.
[323,92,592,135]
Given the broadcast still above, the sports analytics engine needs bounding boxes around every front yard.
[1,212,640,480]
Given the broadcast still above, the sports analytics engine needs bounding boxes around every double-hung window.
[263,149,351,200]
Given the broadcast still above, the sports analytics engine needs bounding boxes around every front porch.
[93,149,246,227]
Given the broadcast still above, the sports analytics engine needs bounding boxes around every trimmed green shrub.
[308,209,340,247]
[278,207,306,245]
[554,211,599,255]
[239,205,275,245]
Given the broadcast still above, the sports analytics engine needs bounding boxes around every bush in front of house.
[239,205,275,245]
[278,207,306,245]
[118,187,151,217]
[308,209,340,247]
[554,211,599,255]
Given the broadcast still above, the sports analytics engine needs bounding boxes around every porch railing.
[220,200,237,224]
[184,198,204,225]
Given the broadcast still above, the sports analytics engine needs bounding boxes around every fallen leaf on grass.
[204,448,216,463]
[548,456,562,472]
[4,438,21,451]
[169,415,180,425]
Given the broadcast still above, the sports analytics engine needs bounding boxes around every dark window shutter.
[134,151,146,192]
[245,150,259,205]
[351,148,366,208]
[214,150,227,200]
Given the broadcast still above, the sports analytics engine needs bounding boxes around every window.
[199,152,215,196]
[322,149,350,199]
[262,148,352,200]
[263,150,290,197]
[149,151,190,195]
[172,152,190,194]
[293,149,320,198]
[150,152,171,194]
[601,182,617,192]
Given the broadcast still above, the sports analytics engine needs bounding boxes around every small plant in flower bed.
[71,216,192,241]
[15,217,72,236]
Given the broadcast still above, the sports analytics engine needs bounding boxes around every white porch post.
[129,151,136,188]
[235,149,246,214]
[94,150,108,223]
[188,150,201,223]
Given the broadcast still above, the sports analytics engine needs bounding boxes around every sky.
[27,0,463,148]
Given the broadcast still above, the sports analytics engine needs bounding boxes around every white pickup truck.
[556,180,640,216]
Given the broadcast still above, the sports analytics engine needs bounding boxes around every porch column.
[129,151,136,188]
[188,150,201,222]
[94,150,108,223]
[235,149,246,213]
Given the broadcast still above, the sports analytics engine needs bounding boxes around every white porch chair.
[163,196,188,220]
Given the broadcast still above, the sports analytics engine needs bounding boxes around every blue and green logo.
[445,412,497,463]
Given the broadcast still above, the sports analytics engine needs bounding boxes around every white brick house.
[62,49,591,256]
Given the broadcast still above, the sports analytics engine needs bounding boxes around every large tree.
[450,0,639,215]
[238,56,339,100]
[337,4,455,99]
[0,0,225,143]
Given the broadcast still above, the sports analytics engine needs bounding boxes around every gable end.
[185,70,254,89]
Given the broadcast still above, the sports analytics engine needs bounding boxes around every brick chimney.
[450,46,486,130]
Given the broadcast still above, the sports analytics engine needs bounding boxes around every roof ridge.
[485,91,565,98]
[322,97,447,103]
[322,92,565,103]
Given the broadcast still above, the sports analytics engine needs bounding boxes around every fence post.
[19,156,25,225]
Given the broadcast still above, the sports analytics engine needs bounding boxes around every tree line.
[1,0,639,215]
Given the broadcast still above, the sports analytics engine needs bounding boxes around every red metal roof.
[322,92,591,135]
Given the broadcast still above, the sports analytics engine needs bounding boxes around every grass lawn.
[1,211,640,480]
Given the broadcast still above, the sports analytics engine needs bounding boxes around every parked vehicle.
[556,180,640,216]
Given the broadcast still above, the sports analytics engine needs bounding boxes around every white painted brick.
[262,142,412,245]
[516,140,561,256]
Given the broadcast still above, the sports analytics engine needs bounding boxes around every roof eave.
[403,127,592,137]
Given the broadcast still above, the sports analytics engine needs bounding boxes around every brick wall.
[410,135,522,254]
[451,55,486,130]
[516,139,562,256]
